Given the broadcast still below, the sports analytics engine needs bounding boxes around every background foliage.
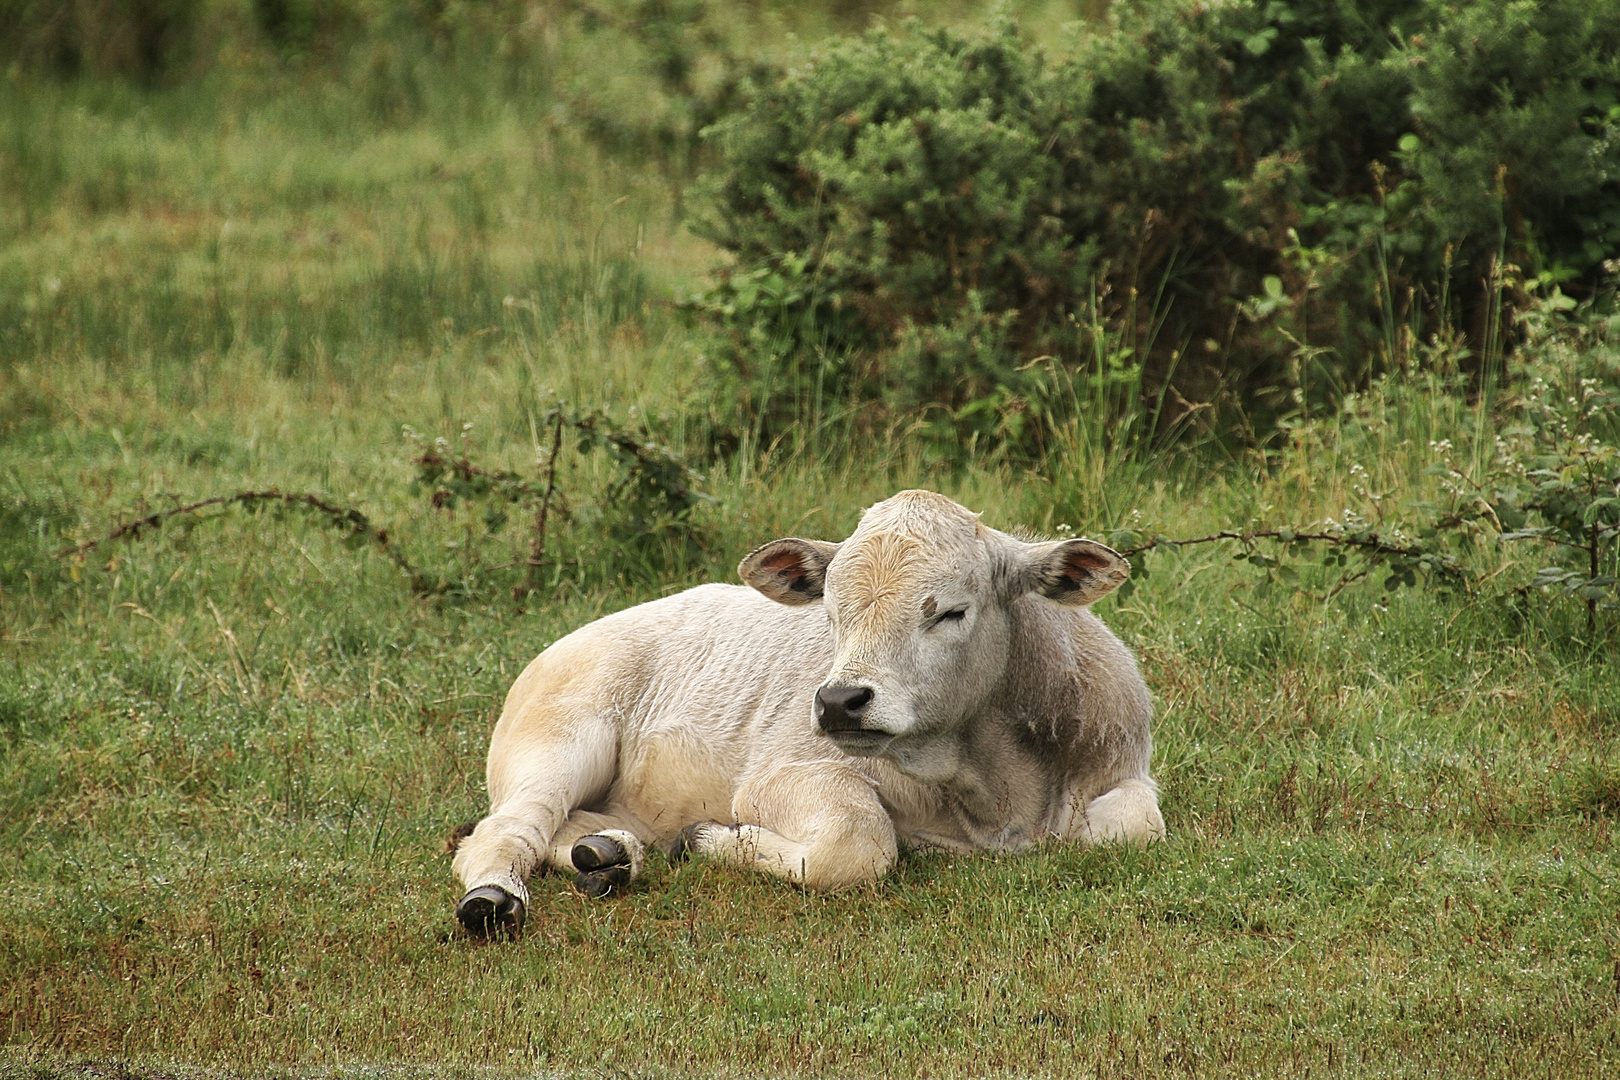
[697,0,1620,446]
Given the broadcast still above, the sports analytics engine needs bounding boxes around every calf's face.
[740,491,1129,781]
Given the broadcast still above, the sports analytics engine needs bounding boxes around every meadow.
[2,4,1619,1077]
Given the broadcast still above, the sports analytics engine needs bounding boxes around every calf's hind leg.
[543,808,652,899]
[452,699,617,937]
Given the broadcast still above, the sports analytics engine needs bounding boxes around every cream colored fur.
[453,490,1163,902]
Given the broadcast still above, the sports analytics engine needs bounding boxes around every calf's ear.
[1017,538,1130,605]
[739,538,841,605]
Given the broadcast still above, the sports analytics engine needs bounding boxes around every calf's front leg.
[1053,776,1165,846]
[671,762,897,890]
[452,699,618,937]
[543,808,651,899]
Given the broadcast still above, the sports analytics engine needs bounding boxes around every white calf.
[452,490,1163,936]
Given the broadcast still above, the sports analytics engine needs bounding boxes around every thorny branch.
[1115,526,1468,580]
[55,489,426,588]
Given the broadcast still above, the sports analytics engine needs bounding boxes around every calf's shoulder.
[501,582,833,723]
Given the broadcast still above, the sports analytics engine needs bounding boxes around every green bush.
[693,0,1620,449]
[692,18,1077,437]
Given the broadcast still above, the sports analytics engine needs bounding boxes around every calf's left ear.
[1017,538,1130,605]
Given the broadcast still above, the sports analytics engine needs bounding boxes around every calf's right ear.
[739,538,841,605]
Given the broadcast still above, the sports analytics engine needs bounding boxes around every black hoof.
[571,834,629,873]
[666,822,707,863]
[456,885,525,939]
[574,864,633,899]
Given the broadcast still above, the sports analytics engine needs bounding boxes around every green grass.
[2,28,1619,1080]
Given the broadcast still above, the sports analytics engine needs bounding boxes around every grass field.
[2,15,1620,1078]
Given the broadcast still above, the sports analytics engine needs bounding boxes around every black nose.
[815,685,874,732]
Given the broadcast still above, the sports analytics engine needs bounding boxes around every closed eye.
[931,607,968,627]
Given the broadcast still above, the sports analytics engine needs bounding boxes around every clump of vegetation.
[407,403,711,600]
[694,1,1620,450]
[1100,285,1620,637]
[1483,290,1620,630]
[56,405,712,607]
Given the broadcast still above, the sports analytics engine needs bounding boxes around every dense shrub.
[693,1,1620,446]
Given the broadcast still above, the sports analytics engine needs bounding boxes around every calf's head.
[740,490,1129,780]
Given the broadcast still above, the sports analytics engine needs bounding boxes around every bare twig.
[525,410,567,599]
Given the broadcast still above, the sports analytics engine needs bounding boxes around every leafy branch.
[1112,525,1458,567]
[409,402,710,600]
